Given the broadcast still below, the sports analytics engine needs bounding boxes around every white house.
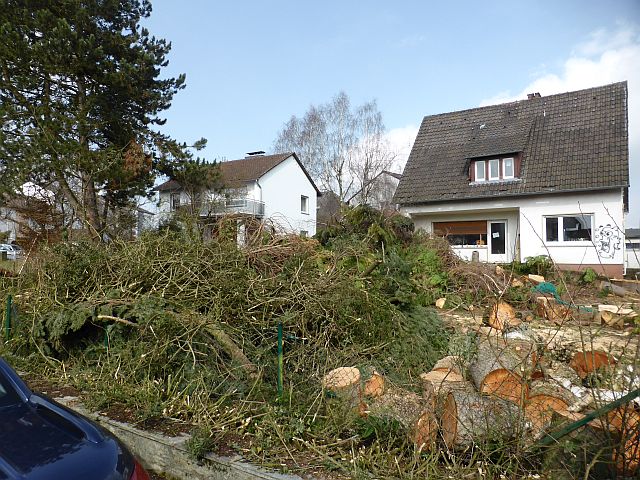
[394,82,629,278]
[347,170,402,212]
[156,152,320,236]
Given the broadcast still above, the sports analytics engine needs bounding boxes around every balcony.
[200,198,265,217]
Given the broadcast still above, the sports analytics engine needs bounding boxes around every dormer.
[469,154,521,183]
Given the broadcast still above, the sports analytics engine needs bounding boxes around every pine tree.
[0,0,205,240]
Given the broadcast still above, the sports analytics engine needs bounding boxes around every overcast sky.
[144,0,640,224]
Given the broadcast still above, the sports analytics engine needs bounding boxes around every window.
[170,193,181,211]
[475,161,486,181]
[434,221,487,247]
[545,215,593,242]
[300,195,309,214]
[488,159,500,180]
[503,157,514,179]
[472,156,518,182]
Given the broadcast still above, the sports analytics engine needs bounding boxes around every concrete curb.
[56,396,302,480]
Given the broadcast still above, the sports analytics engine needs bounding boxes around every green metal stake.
[277,321,283,400]
[534,387,640,449]
[4,295,12,342]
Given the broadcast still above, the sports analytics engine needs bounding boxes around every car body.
[0,245,22,260]
[0,358,150,480]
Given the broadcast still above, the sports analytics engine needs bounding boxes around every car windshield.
[0,373,21,407]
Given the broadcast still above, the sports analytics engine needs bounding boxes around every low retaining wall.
[56,397,302,480]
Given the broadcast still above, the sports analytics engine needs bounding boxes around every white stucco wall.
[402,189,625,272]
[0,208,18,242]
[259,155,317,235]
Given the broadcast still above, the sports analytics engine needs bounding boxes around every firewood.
[419,370,471,403]
[322,367,361,406]
[525,381,577,435]
[469,338,530,404]
[431,355,466,377]
[365,386,438,450]
[535,296,572,323]
[608,407,640,477]
[600,280,632,297]
[569,350,616,379]
[440,389,521,448]
[487,301,520,330]
[363,370,385,398]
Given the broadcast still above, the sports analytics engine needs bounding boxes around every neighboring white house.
[347,170,402,212]
[156,152,320,236]
[625,229,640,272]
[394,82,629,278]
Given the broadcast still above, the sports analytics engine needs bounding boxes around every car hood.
[0,402,129,480]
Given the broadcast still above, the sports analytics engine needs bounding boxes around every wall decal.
[595,224,621,259]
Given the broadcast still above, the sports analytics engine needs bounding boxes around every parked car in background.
[0,357,150,480]
[0,244,22,260]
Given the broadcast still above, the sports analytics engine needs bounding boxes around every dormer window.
[475,161,486,181]
[471,155,519,183]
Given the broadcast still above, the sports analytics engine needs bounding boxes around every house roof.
[394,82,629,205]
[155,152,321,194]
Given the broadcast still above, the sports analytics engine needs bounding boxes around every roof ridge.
[420,81,627,121]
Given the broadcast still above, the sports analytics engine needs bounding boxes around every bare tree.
[273,92,395,202]
[349,101,396,206]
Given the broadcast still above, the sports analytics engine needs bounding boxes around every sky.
[143,0,640,223]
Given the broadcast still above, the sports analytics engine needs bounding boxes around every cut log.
[608,407,640,477]
[598,304,637,329]
[525,381,578,435]
[431,356,466,377]
[600,280,632,297]
[569,350,616,379]
[535,296,572,324]
[366,386,438,450]
[322,367,361,406]
[363,370,385,398]
[600,310,625,329]
[469,338,530,404]
[487,301,520,330]
[419,370,470,402]
[441,389,521,448]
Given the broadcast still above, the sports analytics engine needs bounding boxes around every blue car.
[0,358,150,480]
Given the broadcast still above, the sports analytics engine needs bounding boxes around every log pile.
[321,330,638,475]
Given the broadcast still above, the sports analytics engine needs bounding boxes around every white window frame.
[475,160,486,181]
[300,195,309,214]
[544,214,594,244]
[488,159,500,180]
[502,157,514,179]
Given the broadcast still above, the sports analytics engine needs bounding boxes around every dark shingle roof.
[394,82,629,205]
[155,152,320,194]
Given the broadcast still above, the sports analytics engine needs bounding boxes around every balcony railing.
[200,198,265,217]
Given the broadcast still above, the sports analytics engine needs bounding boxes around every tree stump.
[440,389,521,449]
[469,338,530,404]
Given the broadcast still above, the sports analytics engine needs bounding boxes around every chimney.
[246,150,265,157]
[527,92,541,100]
